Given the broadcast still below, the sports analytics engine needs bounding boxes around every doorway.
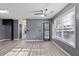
[43,21,50,41]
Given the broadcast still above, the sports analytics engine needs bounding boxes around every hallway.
[0,40,68,56]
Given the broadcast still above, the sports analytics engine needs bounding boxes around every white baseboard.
[25,40,43,41]
[0,39,11,42]
[0,40,5,42]
[0,39,20,42]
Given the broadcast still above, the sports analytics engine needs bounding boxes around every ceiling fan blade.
[32,9,48,16]
[34,11,41,12]
[33,10,43,12]
[34,13,42,15]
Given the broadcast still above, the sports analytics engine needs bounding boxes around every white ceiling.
[0,3,68,20]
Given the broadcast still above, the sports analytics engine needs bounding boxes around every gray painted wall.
[0,19,18,40]
[14,20,18,39]
[26,19,43,40]
[4,25,11,39]
[0,19,11,40]
[0,19,5,40]
[51,3,79,56]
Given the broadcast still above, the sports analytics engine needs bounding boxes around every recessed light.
[0,9,9,13]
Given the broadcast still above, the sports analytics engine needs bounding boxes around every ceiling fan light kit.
[41,14,44,17]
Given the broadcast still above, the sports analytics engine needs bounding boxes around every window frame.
[52,6,76,48]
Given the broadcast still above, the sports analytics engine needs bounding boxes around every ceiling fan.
[33,9,48,17]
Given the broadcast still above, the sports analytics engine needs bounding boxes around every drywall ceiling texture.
[0,3,68,20]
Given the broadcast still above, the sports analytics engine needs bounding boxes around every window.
[52,7,76,48]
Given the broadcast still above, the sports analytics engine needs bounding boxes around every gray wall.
[51,3,79,56]
[0,19,11,40]
[26,19,43,40]
[14,20,18,39]
[0,19,18,40]
[0,19,5,40]
[4,25,11,39]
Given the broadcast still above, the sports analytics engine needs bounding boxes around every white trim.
[0,40,5,42]
[0,39,20,42]
[14,39,20,40]
[52,41,71,56]
[0,39,11,42]
[25,40,43,41]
